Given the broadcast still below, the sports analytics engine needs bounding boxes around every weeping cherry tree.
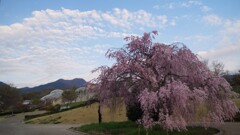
[89,31,239,131]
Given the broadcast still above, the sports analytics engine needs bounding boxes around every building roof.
[40,89,63,101]
[22,100,32,105]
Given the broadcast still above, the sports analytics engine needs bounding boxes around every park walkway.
[1,111,239,135]
[0,111,82,135]
[217,122,240,135]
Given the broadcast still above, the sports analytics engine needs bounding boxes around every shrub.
[50,104,61,113]
[126,102,143,122]
[234,109,240,122]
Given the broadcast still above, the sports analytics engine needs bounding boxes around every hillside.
[0,81,8,86]
[20,78,86,93]
[26,103,127,124]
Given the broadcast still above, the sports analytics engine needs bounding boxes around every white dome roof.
[41,89,63,101]
[76,87,86,92]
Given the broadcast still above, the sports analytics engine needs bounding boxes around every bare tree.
[211,60,225,76]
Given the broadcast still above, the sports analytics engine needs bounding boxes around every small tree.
[90,31,239,131]
[0,83,23,113]
[62,89,78,103]
[233,70,240,86]
[211,60,225,76]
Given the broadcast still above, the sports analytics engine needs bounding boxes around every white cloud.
[159,0,211,15]
[197,20,240,72]
[0,8,173,87]
[170,19,176,26]
[166,3,175,9]
[183,35,211,42]
[0,8,172,46]
[161,0,202,9]
[202,14,222,25]
[153,5,160,10]
[181,0,202,7]
[157,15,168,26]
[201,5,211,13]
[188,0,202,5]
[198,45,240,59]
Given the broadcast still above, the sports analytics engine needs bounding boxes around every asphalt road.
[218,122,240,135]
[0,112,82,135]
[189,122,240,135]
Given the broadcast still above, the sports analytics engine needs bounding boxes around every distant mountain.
[20,78,86,93]
[0,81,8,86]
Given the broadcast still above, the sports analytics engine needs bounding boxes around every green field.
[74,121,219,135]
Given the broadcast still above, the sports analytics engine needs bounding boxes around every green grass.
[233,86,240,95]
[74,121,219,135]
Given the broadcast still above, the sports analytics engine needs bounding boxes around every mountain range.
[0,81,8,86]
[19,78,86,93]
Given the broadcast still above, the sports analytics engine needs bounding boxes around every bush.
[126,102,143,121]
[50,104,61,113]
[233,109,240,122]
[126,101,160,122]
[24,99,99,121]
[42,104,60,113]
[233,86,240,95]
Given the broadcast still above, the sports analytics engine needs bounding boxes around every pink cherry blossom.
[89,31,239,131]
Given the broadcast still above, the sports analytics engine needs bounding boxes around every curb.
[68,127,89,135]
[214,128,223,135]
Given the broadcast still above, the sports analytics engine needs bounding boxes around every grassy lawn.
[61,102,85,109]
[74,121,219,135]
[26,103,127,124]
[233,86,240,95]
[25,98,240,124]
[64,101,85,108]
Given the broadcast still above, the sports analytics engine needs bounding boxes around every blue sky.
[0,0,240,88]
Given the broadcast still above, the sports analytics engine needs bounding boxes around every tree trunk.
[98,104,102,123]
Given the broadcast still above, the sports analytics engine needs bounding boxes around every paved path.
[190,122,240,135]
[0,111,83,135]
[1,112,239,135]
[217,122,240,135]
